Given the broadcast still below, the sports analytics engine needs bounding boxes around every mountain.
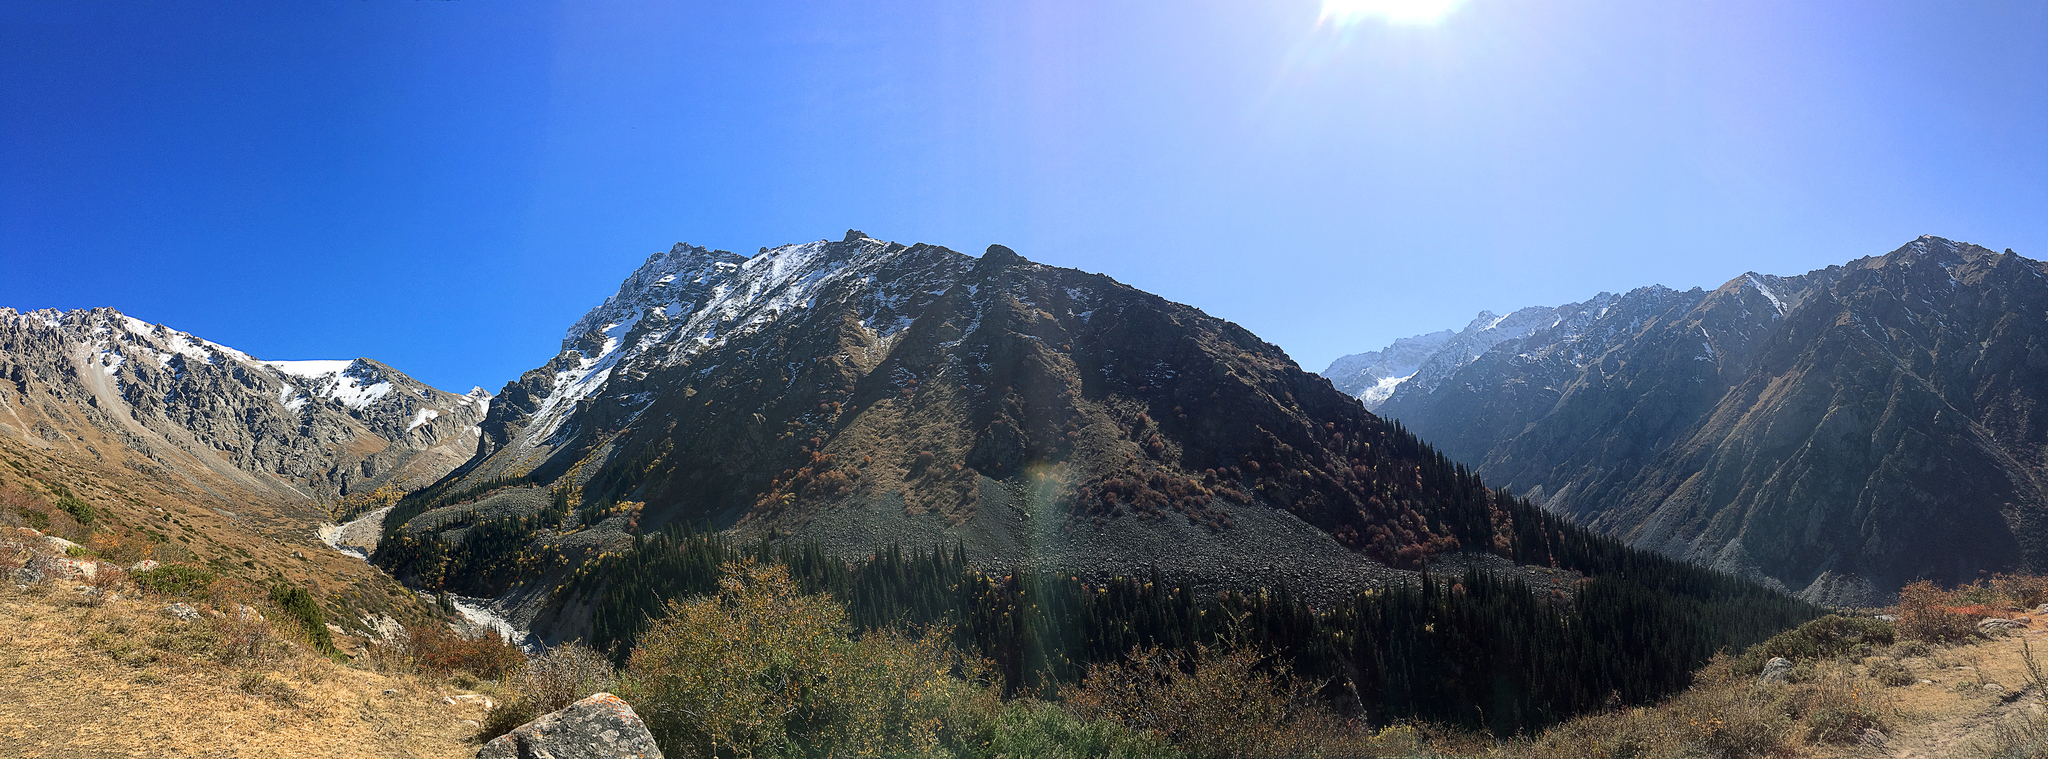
[1346,236,2048,605]
[0,308,475,627]
[375,231,1629,641]
[0,307,490,501]
[1324,297,1636,411]
[1322,329,1452,406]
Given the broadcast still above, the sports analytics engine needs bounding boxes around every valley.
[4,233,2044,757]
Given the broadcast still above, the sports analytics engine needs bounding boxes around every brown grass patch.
[0,564,490,758]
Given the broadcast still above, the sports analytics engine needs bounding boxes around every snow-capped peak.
[263,359,394,410]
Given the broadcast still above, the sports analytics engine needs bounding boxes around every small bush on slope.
[406,623,524,679]
[1899,580,1977,643]
[131,564,217,598]
[624,558,970,758]
[1063,631,1367,759]
[1734,614,1895,673]
[268,582,339,657]
[481,641,617,742]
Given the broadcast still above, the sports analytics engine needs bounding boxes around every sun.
[1319,0,1464,26]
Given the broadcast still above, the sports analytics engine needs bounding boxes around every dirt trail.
[1810,628,2048,759]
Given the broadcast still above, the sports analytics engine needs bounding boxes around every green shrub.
[268,582,338,657]
[55,495,95,526]
[132,565,218,598]
[1737,615,1895,673]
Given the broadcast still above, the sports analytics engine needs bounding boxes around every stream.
[317,506,539,653]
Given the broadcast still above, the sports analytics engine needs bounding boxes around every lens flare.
[1319,0,1465,26]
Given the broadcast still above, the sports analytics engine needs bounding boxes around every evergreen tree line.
[573,523,1817,736]
[375,424,1820,735]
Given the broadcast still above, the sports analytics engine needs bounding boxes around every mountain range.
[0,307,489,502]
[0,231,1856,732]
[1327,236,2048,605]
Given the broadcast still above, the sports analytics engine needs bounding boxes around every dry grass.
[1484,626,2048,759]
[0,560,494,758]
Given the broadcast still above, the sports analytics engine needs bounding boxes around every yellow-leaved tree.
[622,558,975,759]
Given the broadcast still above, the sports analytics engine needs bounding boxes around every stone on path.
[476,692,662,759]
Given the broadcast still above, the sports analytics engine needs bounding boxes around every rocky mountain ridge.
[1334,236,2048,605]
[0,307,490,502]
[379,232,1591,643]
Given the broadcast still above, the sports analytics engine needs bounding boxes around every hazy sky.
[4,1,2044,393]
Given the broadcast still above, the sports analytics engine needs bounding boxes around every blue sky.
[4,0,2044,393]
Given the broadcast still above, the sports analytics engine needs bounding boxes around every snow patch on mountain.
[1744,274,1785,315]
[1322,330,1453,409]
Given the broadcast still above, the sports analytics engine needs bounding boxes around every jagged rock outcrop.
[1345,236,2048,605]
[0,307,489,501]
[476,692,663,759]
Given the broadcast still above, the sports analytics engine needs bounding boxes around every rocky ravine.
[1333,236,2048,605]
[0,307,491,502]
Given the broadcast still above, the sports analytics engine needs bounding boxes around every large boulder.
[1980,617,2029,635]
[1759,657,1794,684]
[476,692,662,759]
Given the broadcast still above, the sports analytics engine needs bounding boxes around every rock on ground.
[476,692,662,759]
[1759,657,1793,684]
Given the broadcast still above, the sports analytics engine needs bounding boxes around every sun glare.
[1319,0,1464,26]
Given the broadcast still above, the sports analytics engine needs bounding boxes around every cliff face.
[0,307,489,502]
[1370,237,2048,604]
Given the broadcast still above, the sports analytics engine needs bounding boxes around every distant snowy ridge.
[0,306,493,498]
[1324,295,1627,411]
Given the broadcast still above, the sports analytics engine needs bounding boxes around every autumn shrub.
[1788,664,1887,744]
[482,641,617,742]
[1867,658,1915,687]
[1063,633,1359,759]
[1496,653,1787,759]
[1992,573,2048,610]
[622,558,972,759]
[209,606,282,666]
[1897,580,1976,643]
[409,623,524,679]
[966,700,1184,759]
[1735,614,1894,673]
